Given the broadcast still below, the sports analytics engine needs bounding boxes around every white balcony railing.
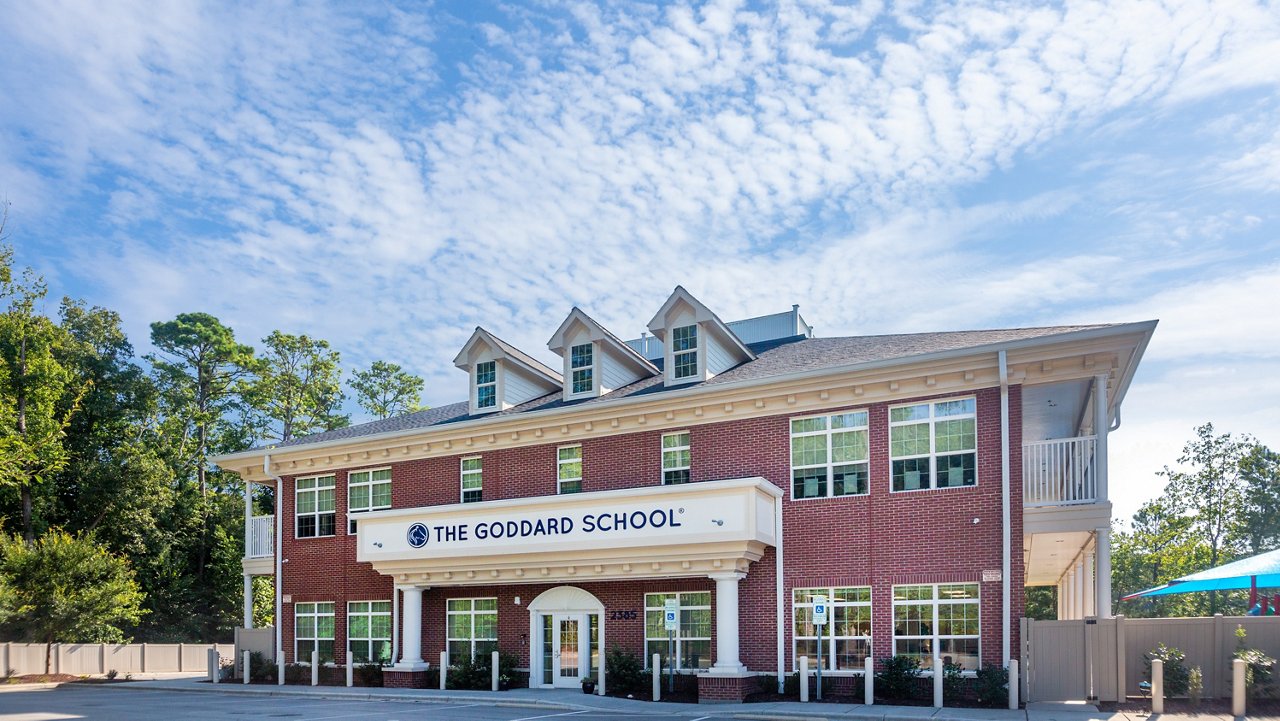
[1023,435,1098,506]
[247,515,274,558]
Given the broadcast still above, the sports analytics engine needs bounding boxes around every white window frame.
[347,600,392,665]
[569,343,594,396]
[475,360,497,409]
[347,467,391,534]
[792,586,872,672]
[891,583,981,674]
[789,411,870,501]
[461,456,483,503]
[889,397,978,492]
[670,324,699,381]
[446,597,498,664]
[557,444,582,494]
[295,474,336,539]
[295,601,335,664]
[661,431,691,485]
[644,591,712,671]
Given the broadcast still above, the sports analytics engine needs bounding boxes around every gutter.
[213,321,1159,468]
[264,454,284,684]
[999,351,1011,667]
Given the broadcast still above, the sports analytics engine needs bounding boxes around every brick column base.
[697,673,756,703]
[382,669,429,689]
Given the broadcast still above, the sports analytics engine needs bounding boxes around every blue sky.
[2,0,1279,524]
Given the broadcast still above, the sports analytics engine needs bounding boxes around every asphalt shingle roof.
[264,324,1115,451]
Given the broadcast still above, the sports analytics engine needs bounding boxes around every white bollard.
[277,657,285,686]
[652,654,661,701]
[799,656,809,703]
[311,650,319,686]
[933,654,943,708]
[1151,659,1164,714]
[1008,659,1019,710]
[209,648,219,684]
[440,650,448,690]
[491,651,499,691]
[864,656,874,705]
[243,650,251,685]
[1233,658,1246,717]
[346,653,353,687]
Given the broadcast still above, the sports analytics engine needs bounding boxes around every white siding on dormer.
[504,365,551,407]
[705,332,737,376]
[601,354,642,392]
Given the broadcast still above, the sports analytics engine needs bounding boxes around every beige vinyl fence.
[1,642,234,677]
[233,626,275,677]
[1022,614,1280,702]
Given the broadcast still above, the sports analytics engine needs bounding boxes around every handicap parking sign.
[813,595,828,625]
[664,599,679,631]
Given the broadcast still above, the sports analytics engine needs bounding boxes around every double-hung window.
[892,583,980,671]
[347,601,392,664]
[475,361,497,409]
[890,397,977,491]
[446,598,497,664]
[790,412,869,499]
[296,475,336,538]
[570,343,593,394]
[557,445,582,494]
[347,468,391,533]
[793,586,872,670]
[661,431,691,485]
[295,602,335,664]
[644,592,711,670]
[671,325,699,380]
[461,457,483,503]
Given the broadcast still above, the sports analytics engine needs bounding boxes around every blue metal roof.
[1123,548,1280,598]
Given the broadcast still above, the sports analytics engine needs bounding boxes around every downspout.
[998,351,1011,667]
[775,495,785,693]
[264,454,284,672]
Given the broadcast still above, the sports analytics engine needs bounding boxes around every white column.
[1094,374,1109,503]
[1062,574,1073,620]
[1074,562,1085,620]
[1096,527,1113,617]
[243,575,254,629]
[709,572,747,674]
[1084,551,1096,618]
[395,586,427,669]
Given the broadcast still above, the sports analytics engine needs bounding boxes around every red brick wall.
[276,384,1023,673]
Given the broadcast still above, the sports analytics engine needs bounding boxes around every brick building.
[215,287,1156,701]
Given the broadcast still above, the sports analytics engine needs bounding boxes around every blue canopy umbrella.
[1122,547,1280,609]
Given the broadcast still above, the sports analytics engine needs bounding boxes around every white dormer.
[453,327,562,415]
[645,286,756,386]
[547,307,659,401]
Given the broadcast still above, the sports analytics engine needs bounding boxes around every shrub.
[942,662,964,701]
[1143,644,1190,697]
[975,664,1008,708]
[283,663,309,684]
[876,655,922,701]
[446,655,487,690]
[106,669,118,681]
[1235,625,1276,699]
[356,663,383,687]
[782,671,800,697]
[425,665,440,689]
[248,651,276,683]
[497,651,520,689]
[604,646,646,695]
[1188,666,1203,707]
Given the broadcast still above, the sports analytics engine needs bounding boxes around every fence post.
[1115,615,1126,701]
[54,643,61,675]
[799,656,809,703]
[99,643,106,675]
[1151,659,1163,714]
[933,648,943,708]
[244,650,251,685]
[1008,659,1019,709]
[1232,658,1246,717]
[1213,613,1226,698]
[2,643,7,677]
[209,648,219,684]
[491,650,499,691]
[864,655,874,705]
[652,654,661,701]
[439,650,447,690]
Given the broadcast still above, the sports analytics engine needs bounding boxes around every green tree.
[0,245,79,542]
[1113,499,1217,617]
[247,331,347,441]
[350,360,425,420]
[0,529,145,673]
[1239,445,1280,554]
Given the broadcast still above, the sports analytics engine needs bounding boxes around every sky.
[1,0,1278,525]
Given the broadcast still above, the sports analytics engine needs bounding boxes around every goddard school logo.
[406,522,430,549]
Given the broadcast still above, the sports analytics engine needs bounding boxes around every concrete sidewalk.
[71,676,1224,720]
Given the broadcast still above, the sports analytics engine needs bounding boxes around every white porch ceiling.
[1024,531,1094,586]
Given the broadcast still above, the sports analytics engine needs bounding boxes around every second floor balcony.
[247,514,274,559]
[1023,435,1098,506]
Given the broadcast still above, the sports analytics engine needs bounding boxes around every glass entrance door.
[553,615,581,688]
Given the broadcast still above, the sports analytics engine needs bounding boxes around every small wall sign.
[982,570,1003,582]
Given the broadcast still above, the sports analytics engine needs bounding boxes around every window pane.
[662,432,690,449]
[645,610,665,638]
[939,584,979,600]
[558,446,581,461]
[662,469,689,485]
[475,361,496,384]
[940,638,979,671]
[462,458,482,472]
[297,478,315,491]
[448,615,471,638]
[791,435,826,466]
[892,458,930,491]
[297,515,316,538]
[558,461,581,480]
[935,398,975,416]
[835,638,870,670]
[833,587,871,603]
[372,483,392,507]
[559,480,582,494]
[297,491,316,514]
[681,640,711,669]
[832,464,868,496]
[936,453,976,487]
[572,368,592,393]
[570,344,592,369]
[896,638,932,670]
[350,615,368,639]
[318,513,335,536]
[682,592,710,606]
[317,489,335,512]
[477,385,496,407]
[890,423,930,457]
[473,598,497,611]
[891,404,930,422]
[795,639,820,668]
[831,430,868,462]
[831,412,867,429]
[674,351,698,378]
[350,485,370,510]
[793,468,827,499]
[297,617,315,638]
[672,325,697,351]
[935,418,976,452]
[894,585,934,601]
[349,471,369,484]
[790,417,826,434]
[448,599,472,612]
[474,613,497,639]
[371,469,391,482]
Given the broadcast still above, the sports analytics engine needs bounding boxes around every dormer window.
[475,361,497,409]
[570,343,594,394]
[672,325,699,379]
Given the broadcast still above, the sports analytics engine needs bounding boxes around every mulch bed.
[4,674,130,684]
